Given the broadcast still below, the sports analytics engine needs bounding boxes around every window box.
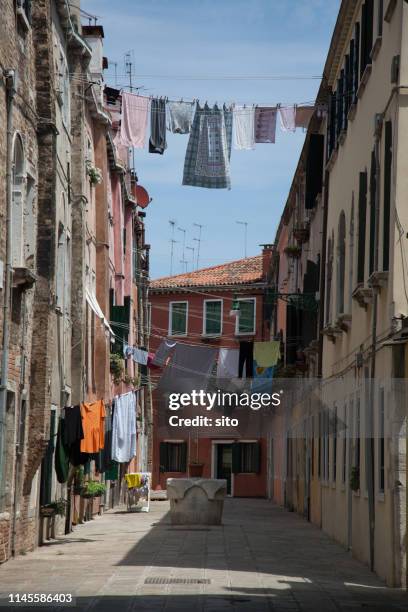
[235,298,256,336]
[169,301,188,336]
[284,245,301,259]
[293,225,310,244]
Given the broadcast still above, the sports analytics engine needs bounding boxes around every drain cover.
[145,577,210,585]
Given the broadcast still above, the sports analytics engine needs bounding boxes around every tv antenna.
[169,220,177,275]
[178,227,186,265]
[193,222,203,269]
[186,246,195,271]
[236,220,248,258]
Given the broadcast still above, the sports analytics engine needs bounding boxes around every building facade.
[149,249,273,498]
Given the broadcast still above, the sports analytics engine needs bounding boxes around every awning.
[85,288,115,339]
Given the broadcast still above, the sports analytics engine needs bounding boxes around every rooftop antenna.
[180,258,188,273]
[193,222,203,269]
[178,227,186,266]
[186,246,195,271]
[236,220,248,258]
[125,51,134,92]
[112,61,118,87]
[169,219,176,274]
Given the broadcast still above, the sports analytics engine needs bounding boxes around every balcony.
[12,266,36,290]
[352,285,373,309]
[322,323,342,343]
[368,271,389,291]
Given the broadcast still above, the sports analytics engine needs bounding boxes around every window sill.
[12,266,36,289]
[335,313,352,333]
[235,332,256,337]
[384,0,397,22]
[367,270,388,291]
[370,36,382,62]
[352,284,373,309]
[168,333,188,338]
[16,7,30,32]
[352,490,361,498]
[356,64,372,100]
[201,334,221,340]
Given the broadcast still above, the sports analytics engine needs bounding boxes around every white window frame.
[235,297,256,336]
[203,299,223,337]
[169,301,188,337]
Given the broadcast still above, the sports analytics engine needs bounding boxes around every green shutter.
[253,442,261,474]
[205,301,221,335]
[171,303,187,335]
[238,300,255,334]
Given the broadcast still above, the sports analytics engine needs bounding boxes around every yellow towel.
[253,341,280,367]
[125,473,141,489]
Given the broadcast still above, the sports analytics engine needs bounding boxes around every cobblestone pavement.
[0,499,407,611]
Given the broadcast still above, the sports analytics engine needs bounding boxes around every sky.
[82,0,340,279]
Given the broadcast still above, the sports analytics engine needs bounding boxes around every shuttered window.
[232,442,261,474]
[360,0,374,77]
[353,23,360,101]
[357,171,368,284]
[236,298,256,334]
[305,135,324,209]
[383,121,392,271]
[204,300,222,336]
[369,150,376,276]
[159,442,187,472]
[169,301,188,336]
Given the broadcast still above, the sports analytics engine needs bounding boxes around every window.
[325,234,334,324]
[236,298,256,335]
[378,387,385,492]
[348,196,355,312]
[159,441,187,472]
[203,300,222,336]
[369,149,376,276]
[169,301,188,336]
[360,0,374,77]
[357,171,367,284]
[383,121,392,271]
[355,393,361,475]
[342,402,348,484]
[11,133,25,267]
[232,442,261,473]
[337,211,346,314]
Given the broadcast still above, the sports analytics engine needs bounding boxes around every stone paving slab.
[0,499,407,611]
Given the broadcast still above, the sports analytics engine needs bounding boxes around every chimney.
[260,244,274,279]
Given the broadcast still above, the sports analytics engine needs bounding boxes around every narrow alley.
[0,499,406,612]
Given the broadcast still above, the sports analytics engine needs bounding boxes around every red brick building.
[149,247,273,497]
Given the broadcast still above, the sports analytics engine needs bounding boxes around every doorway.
[214,443,233,495]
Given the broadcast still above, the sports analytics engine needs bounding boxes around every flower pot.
[188,463,204,478]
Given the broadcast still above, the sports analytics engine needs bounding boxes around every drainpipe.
[367,115,382,573]
[0,70,16,498]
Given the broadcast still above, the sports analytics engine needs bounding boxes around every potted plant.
[293,224,310,244]
[350,466,360,492]
[86,160,103,185]
[40,498,67,518]
[81,480,107,499]
[284,245,302,259]
[188,462,204,478]
[110,352,124,385]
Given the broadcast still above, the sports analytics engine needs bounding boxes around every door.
[216,444,232,495]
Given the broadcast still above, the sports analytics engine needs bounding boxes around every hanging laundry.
[167,101,195,134]
[278,106,296,132]
[112,391,137,463]
[95,403,114,474]
[151,339,177,366]
[254,107,277,143]
[251,365,275,393]
[125,473,142,488]
[149,98,167,154]
[158,343,218,393]
[295,105,314,129]
[238,341,254,378]
[115,92,149,149]
[253,340,280,367]
[233,106,255,150]
[124,344,134,359]
[55,417,69,484]
[217,348,239,379]
[132,348,148,366]
[80,399,106,454]
[147,352,161,370]
[63,405,86,466]
[183,103,233,189]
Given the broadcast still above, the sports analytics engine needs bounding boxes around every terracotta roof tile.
[150,255,264,290]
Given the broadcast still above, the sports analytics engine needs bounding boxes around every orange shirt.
[80,400,106,453]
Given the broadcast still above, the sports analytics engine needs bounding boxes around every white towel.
[233,106,255,150]
[279,106,296,132]
[217,348,239,379]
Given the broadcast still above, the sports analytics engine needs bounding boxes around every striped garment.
[182,103,232,189]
